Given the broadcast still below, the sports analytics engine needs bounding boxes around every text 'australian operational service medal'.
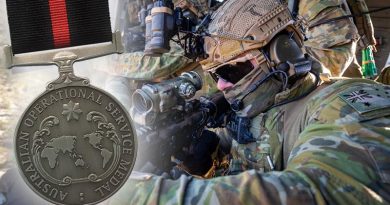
[14,52,137,205]
[14,51,137,205]
[5,0,137,203]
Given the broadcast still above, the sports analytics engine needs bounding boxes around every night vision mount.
[142,0,213,59]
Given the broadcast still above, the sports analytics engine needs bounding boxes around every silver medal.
[10,35,137,204]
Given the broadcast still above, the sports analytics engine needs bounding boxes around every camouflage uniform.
[108,0,390,204]
[297,0,362,77]
[109,75,390,205]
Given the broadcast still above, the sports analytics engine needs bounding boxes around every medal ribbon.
[48,0,71,48]
[6,0,112,54]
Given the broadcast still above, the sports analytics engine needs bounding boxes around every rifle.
[130,71,231,178]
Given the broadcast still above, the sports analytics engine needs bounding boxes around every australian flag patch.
[338,84,390,115]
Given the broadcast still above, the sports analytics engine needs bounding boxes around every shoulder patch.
[338,84,390,116]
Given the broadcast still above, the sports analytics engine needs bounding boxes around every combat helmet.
[200,0,315,116]
[200,0,305,72]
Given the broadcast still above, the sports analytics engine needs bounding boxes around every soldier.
[106,0,219,175]
[179,0,374,78]
[106,0,218,110]
[288,0,375,78]
[108,0,390,204]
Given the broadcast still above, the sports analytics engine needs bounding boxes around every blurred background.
[360,1,390,68]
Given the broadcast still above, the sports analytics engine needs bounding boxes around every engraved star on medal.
[62,100,83,121]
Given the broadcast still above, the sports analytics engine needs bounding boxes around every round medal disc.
[14,59,137,205]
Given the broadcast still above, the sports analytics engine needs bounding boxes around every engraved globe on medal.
[14,52,137,205]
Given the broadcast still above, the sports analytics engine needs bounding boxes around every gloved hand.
[180,129,219,176]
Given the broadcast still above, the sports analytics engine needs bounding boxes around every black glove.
[181,129,219,176]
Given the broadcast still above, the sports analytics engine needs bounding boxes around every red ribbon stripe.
[48,0,70,48]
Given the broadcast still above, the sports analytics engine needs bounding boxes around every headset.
[230,30,317,112]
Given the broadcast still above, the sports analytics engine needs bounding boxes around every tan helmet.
[200,0,304,72]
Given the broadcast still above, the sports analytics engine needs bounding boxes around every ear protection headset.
[269,32,312,79]
[230,31,313,112]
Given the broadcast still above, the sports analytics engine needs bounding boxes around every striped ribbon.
[6,0,112,54]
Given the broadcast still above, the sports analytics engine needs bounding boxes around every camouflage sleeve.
[109,118,390,204]
[105,43,192,81]
[299,0,361,77]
